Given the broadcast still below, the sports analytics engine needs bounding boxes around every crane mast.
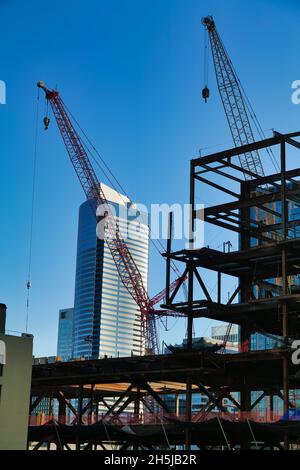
[202,16,265,178]
[37,81,160,353]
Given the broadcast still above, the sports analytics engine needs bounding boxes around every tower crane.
[37,81,184,355]
[201,16,270,350]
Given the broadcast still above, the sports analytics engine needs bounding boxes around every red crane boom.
[37,81,183,354]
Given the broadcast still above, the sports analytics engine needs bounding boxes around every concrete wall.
[0,334,33,450]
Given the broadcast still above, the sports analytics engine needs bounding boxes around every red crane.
[37,81,184,355]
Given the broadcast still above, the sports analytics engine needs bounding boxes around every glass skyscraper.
[57,308,74,361]
[73,183,149,359]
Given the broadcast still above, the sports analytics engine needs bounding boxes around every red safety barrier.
[29,410,284,427]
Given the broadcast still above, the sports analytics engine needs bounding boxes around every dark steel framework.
[28,132,300,450]
[163,131,300,449]
[29,350,300,450]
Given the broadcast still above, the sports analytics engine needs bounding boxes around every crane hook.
[43,116,50,130]
[202,86,210,103]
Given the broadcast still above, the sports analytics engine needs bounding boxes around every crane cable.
[26,88,40,332]
[203,27,209,88]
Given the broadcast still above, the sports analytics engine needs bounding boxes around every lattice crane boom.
[37,80,185,355]
[202,16,265,179]
[202,17,267,350]
[37,82,150,309]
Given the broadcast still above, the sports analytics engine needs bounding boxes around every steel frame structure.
[29,350,300,450]
[162,131,300,449]
[28,132,300,450]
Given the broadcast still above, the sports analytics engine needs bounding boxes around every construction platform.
[31,350,300,393]
[28,419,300,450]
[29,350,300,450]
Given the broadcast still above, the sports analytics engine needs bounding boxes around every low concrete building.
[0,304,33,450]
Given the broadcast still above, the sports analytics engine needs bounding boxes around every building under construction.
[24,14,300,450]
[28,132,300,450]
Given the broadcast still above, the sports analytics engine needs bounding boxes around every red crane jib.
[37,81,183,354]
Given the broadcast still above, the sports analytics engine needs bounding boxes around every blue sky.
[1,0,300,356]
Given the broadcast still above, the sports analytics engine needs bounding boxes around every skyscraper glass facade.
[57,308,74,361]
[73,183,149,359]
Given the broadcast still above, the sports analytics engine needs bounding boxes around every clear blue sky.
[0,0,300,356]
